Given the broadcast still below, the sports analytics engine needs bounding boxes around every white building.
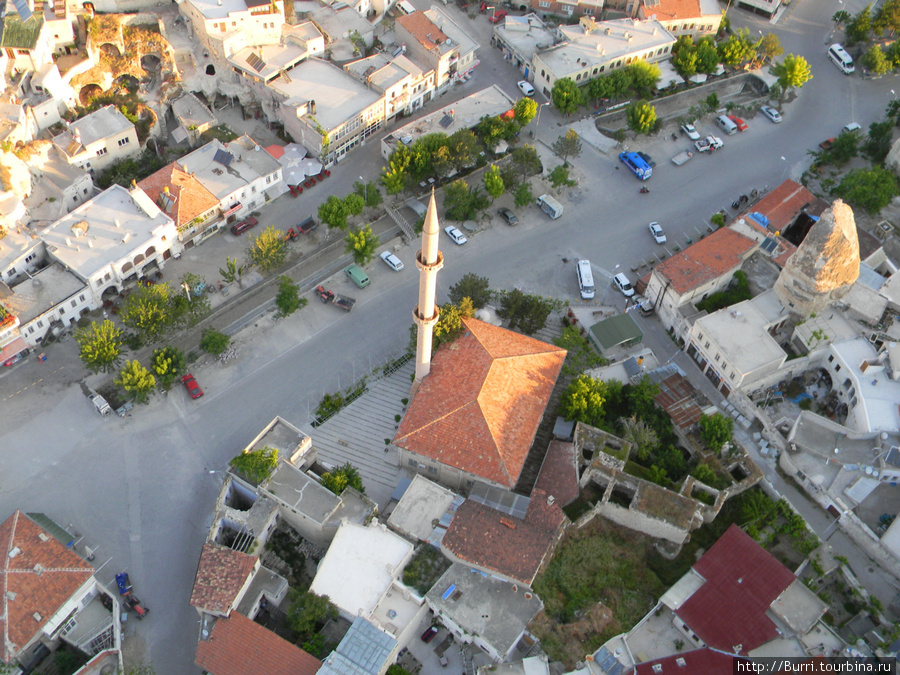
[0,263,89,346]
[636,0,722,40]
[176,135,285,223]
[25,63,77,132]
[178,0,286,59]
[344,53,431,121]
[824,338,900,433]
[228,22,324,89]
[395,8,479,96]
[532,17,675,97]
[52,105,140,175]
[40,184,178,306]
[0,7,55,74]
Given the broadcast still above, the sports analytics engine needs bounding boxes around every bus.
[619,152,652,180]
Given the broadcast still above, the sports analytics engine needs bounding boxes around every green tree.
[646,465,669,487]
[771,54,813,92]
[755,33,783,65]
[173,272,211,328]
[320,462,366,494]
[824,129,860,165]
[560,374,608,428]
[432,298,476,351]
[699,413,734,453]
[628,375,661,417]
[354,180,383,208]
[246,226,286,273]
[116,360,156,403]
[286,590,338,641]
[552,129,583,165]
[318,194,351,230]
[510,145,542,182]
[862,45,891,76]
[381,155,409,194]
[875,0,900,34]
[443,179,489,220]
[150,346,186,390]
[551,77,585,116]
[619,415,658,462]
[447,129,480,169]
[833,166,900,214]
[514,181,534,208]
[120,283,172,342]
[475,114,510,148]
[586,74,612,106]
[483,164,505,201]
[230,446,277,483]
[846,3,873,46]
[74,320,123,373]
[514,96,538,126]
[626,60,661,94]
[497,289,557,334]
[344,225,380,265]
[671,36,698,78]
[832,9,851,28]
[199,327,230,356]
[692,463,717,486]
[344,193,366,218]
[718,29,754,67]
[626,100,658,135]
[695,38,720,74]
[549,165,576,188]
[219,256,246,288]
[741,490,776,526]
[864,120,895,163]
[274,275,306,318]
[432,145,454,179]
[449,273,493,308]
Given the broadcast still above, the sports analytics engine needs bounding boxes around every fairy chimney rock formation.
[773,199,860,318]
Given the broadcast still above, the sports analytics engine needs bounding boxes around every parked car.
[648,222,667,244]
[517,80,535,96]
[759,105,782,123]
[181,373,204,399]
[613,272,635,297]
[497,207,518,225]
[727,114,748,132]
[444,226,468,245]
[488,9,507,22]
[680,123,700,140]
[230,216,258,236]
[421,626,439,643]
[380,251,404,271]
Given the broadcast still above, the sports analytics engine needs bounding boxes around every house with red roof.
[393,317,566,491]
[642,227,758,341]
[634,0,722,39]
[137,162,221,247]
[631,647,746,674]
[0,511,121,671]
[189,543,266,619]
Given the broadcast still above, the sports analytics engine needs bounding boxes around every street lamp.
[360,176,367,206]
[535,101,551,129]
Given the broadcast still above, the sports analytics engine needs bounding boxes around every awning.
[222,202,242,217]
[1,337,29,363]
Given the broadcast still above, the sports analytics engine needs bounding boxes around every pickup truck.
[334,295,356,312]
[671,150,694,166]
[296,216,318,234]
[695,136,724,153]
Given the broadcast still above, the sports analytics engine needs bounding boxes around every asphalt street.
[2,0,899,671]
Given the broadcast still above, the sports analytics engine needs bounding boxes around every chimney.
[410,189,444,397]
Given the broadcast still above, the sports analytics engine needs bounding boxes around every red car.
[230,216,258,236]
[488,9,507,23]
[181,373,204,399]
[420,626,439,643]
[727,114,748,132]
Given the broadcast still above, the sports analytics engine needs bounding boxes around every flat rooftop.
[831,337,900,432]
[269,59,381,131]
[171,92,217,128]
[178,135,281,201]
[788,411,899,466]
[345,54,424,92]
[310,4,373,41]
[183,0,252,20]
[262,463,340,524]
[246,416,311,463]
[41,185,172,279]
[0,224,40,274]
[0,263,85,323]
[493,14,558,63]
[387,474,456,542]
[426,563,542,657]
[693,298,786,375]
[424,6,478,57]
[57,105,132,149]
[230,41,309,82]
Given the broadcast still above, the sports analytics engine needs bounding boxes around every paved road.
[3,0,900,671]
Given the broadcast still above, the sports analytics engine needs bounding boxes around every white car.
[648,222,667,244]
[517,80,535,96]
[380,251,404,271]
[444,225,468,245]
[760,106,782,124]
[680,123,700,140]
[613,272,635,297]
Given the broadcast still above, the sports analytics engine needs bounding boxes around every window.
[83,188,88,194]
[698,332,703,340]
[730,373,736,380]
[95,279,103,287]
[25,253,37,263]
[59,307,65,315]
[37,321,44,328]
[828,355,834,362]
[96,147,108,156]
[408,459,417,467]
[539,0,550,6]
[653,666,662,674]
[427,466,438,475]
[79,294,86,302]
[71,300,77,308]
[704,341,710,348]
[252,186,257,193]
[714,354,720,362]
[266,175,272,184]
[28,326,34,334]
[835,364,841,372]
[118,137,130,146]
[105,273,111,281]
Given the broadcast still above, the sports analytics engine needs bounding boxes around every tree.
[875,0,900,35]
[230,446,278,483]
[619,415,658,462]
[449,273,493,308]
[320,462,365,495]
[846,3,873,45]
[344,225,380,265]
[549,165,576,188]
[626,100,658,135]
[771,54,812,92]
[755,33,783,65]
[864,120,894,163]
[286,590,338,641]
[381,156,409,194]
[862,45,891,76]
[173,272,211,327]
[343,193,366,218]
[75,320,123,373]
[475,114,510,148]
[497,289,556,334]
[514,181,534,208]
[832,9,851,28]
[586,75,612,106]
[510,145,542,182]
[483,165,505,201]
[552,129,583,165]
[551,77,585,116]
[116,360,156,403]
[199,327,230,356]
[695,39,720,74]
[219,256,246,288]
[514,97,538,126]
[741,490,776,526]
[120,283,172,342]
[718,29,754,67]
[627,375,660,417]
[443,179,488,221]
[824,129,860,165]
[318,194,350,230]
[150,346,186,390]
[833,167,900,214]
[447,129,480,169]
[560,374,608,428]
[274,275,306,318]
[246,226,286,273]
[354,180,383,208]
[431,299,475,352]
[626,60,661,94]
[692,463,717,486]
[671,37,698,78]
[698,413,733,453]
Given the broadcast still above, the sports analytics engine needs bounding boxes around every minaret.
[411,189,444,397]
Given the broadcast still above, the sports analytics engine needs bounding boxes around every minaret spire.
[411,189,444,397]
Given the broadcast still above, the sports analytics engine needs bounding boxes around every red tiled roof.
[633,647,746,674]
[394,318,566,487]
[265,144,285,159]
[638,0,701,21]
[675,524,796,655]
[655,228,757,295]
[441,488,564,585]
[396,11,447,51]
[533,441,579,507]
[138,162,219,230]
[189,543,258,615]
[0,511,94,664]
[738,180,827,233]
[195,612,321,675]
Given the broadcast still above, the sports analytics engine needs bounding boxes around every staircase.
[385,202,416,243]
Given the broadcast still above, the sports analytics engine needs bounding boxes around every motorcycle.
[639,186,650,194]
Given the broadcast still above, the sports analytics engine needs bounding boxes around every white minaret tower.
[411,189,444,397]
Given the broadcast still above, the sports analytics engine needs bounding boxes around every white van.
[828,44,855,75]
[536,194,564,220]
[397,0,416,13]
[613,272,635,297]
[715,115,738,136]
[576,259,595,300]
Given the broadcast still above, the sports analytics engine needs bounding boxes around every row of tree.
[837,0,900,47]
